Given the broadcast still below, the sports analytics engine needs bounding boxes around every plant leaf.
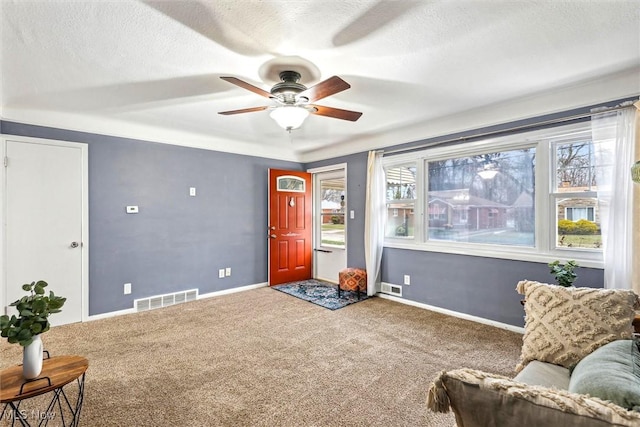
[19,309,34,317]
[17,328,31,341]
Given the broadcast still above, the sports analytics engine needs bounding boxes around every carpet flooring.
[0,286,523,426]
[272,279,369,310]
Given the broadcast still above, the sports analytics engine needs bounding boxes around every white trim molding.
[85,282,269,322]
[377,288,525,334]
[197,282,268,300]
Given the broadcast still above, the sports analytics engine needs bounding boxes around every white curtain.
[592,103,638,289]
[364,150,386,296]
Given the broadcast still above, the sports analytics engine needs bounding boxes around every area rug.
[272,279,370,310]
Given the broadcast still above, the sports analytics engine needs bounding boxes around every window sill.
[383,241,603,269]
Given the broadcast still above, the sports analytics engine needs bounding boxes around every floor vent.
[135,289,198,312]
[381,283,402,297]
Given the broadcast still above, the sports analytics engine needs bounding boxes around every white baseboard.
[86,282,269,322]
[197,282,268,299]
[376,291,525,334]
[86,307,136,322]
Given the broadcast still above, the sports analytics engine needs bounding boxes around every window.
[385,165,416,238]
[277,176,305,192]
[319,176,345,248]
[426,148,535,246]
[382,123,603,266]
[551,139,601,250]
[565,207,595,222]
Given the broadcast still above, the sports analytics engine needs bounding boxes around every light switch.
[126,206,139,214]
[350,210,355,219]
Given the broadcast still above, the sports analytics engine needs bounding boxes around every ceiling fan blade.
[310,105,362,122]
[220,77,272,98]
[299,76,351,103]
[218,106,269,115]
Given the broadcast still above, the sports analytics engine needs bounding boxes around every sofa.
[427,280,640,427]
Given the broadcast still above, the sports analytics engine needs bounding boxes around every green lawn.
[557,234,602,249]
[322,240,344,246]
[321,223,345,247]
[322,224,345,230]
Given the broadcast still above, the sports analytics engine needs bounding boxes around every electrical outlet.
[218,269,225,278]
[124,283,132,295]
[189,187,196,196]
[403,275,411,285]
[225,267,231,277]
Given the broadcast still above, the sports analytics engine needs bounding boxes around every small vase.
[23,335,44,379]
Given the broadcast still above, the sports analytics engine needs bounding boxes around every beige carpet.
[0,287,523,426]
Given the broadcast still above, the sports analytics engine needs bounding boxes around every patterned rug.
[272,279,370,310]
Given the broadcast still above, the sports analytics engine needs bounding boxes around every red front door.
[268,169,313,285]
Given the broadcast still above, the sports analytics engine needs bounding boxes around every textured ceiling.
[1,0,639,162]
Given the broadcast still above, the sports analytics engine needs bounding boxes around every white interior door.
[4,138,87,326]
[312,167,347,283]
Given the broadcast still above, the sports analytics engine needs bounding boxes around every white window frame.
[384,163,420,241]
[382,122,603,268]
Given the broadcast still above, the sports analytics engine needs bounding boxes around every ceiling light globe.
[270,106,309,131]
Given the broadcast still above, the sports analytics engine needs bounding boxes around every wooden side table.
[633,313,640,335]
[0,355,88,426]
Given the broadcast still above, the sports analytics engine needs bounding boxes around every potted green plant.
[548,260,579,287]
[0,280,66,378]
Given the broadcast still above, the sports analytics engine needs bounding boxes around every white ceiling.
[1,0,639,162]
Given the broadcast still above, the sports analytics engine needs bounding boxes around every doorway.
[268,169,313,285]
[2,137,88,325]
[311,165,347,283]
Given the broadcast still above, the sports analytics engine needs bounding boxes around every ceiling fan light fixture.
[270,106,309,131]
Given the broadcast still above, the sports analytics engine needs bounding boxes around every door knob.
[70,241,80,248]
[269,234,277,239]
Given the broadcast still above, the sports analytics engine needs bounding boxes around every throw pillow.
[513,360,570,389]
[515,280,639,371]
[569,339,640,411]
[429,368,640,426]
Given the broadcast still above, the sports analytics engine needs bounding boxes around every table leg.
[1,373,86,427]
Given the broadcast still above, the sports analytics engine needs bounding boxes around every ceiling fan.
[218,71,362,131]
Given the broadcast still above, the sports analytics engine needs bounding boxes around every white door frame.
[1,135,89,321]
[308,163,348,282]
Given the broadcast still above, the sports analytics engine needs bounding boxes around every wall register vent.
[381,283,402,297]
[135,289,198,312]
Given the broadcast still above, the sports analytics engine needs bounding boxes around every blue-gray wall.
[304,153,606,328]
[1,121,301,315]
[305,153,368,269]
[305,150,601,328]
[302,99,640,327]
[380,251,603,327]
[5,95,629,324]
